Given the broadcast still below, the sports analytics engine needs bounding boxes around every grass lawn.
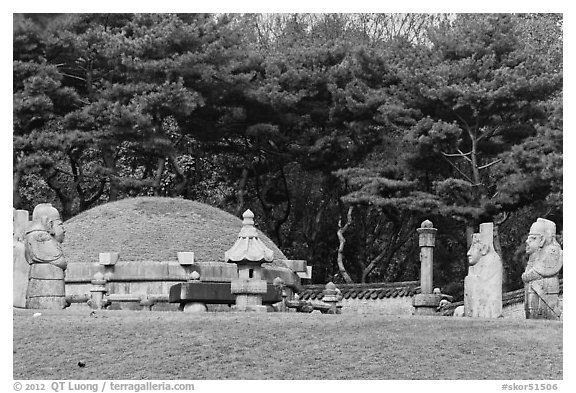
[13,308,562,380]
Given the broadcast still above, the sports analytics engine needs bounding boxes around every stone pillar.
[13,209,30,308]
[182,271,207,313]
[412,220,441,316]
[89,272,107,310]
[418,220,436,294]
[322,282,340,314]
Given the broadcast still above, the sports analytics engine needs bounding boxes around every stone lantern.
[225,209,274,312]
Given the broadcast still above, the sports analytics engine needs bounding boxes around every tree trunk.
[168,154,188,197]
[44,169,74,220]
[101,146,120,201]
[13,169,22,209]
[235,167,249,216]
[492,212,508,257]
[336,205,354,283]
[153,157,166,196]
[465,224,475,250]
[272,166,291,246]
[493,224,503,256]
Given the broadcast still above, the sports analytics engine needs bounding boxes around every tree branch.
[441,149,472,163]
[336,205,354,284]
[440,154,475,184]
[478,159,502,170]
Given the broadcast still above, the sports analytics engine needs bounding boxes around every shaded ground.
[13,308,562,380]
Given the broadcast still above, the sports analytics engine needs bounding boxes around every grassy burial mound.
[13,308,562,380]
[63,197,287,265]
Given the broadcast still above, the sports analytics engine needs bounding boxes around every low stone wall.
[502,296,563,320]
[339,296,414,315]
[300,281,420,316]
[64,259,303,311]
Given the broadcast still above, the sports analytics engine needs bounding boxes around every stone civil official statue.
[463,222,503,318]
[24,203,68,309]
[522,218,562,320]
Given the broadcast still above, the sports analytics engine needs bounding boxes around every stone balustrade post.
[140,295,154,311]
[322,282,340,314]
[273,277,287,312]
[89,272,107,310]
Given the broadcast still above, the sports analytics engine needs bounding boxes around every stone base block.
[234,294,264,310]
[282,260,307,272]
[169,282,281,305]
[413,306,439,316]
[183,302,207,313]
[27,296,67,309]
[230,279,267,295]
[413,294,442,316]
[99,252,120,265]
[177,252,195,265]
[232,304,268,312]
[27,278,66,297]
[412,294,441,307]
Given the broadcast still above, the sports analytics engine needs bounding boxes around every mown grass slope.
[13,308,562,380]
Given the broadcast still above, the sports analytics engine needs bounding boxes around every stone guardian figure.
[522,218,562,320]
[24,203,68,309]
[463,223,503,318]
[13,209,30,308]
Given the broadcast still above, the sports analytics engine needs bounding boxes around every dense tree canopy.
[13,13,562,296]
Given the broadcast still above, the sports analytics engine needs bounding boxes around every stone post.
[322,282,340,314]
[13,209,30,308]
[418,220,436,294]
[412,220,441,315]
[273,277,287,312]
[140,295,154,311]
[89,272,107,310]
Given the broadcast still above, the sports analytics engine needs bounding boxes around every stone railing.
[65,252,308,311]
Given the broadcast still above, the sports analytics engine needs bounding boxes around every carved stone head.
[526,218,555,255]
[467,233,489,266]
[31,204,65,243]
[467,223,494,266]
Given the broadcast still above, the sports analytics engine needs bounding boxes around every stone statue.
[24,203,68,309]
[522,218,562,320]
[13,209,30,308]
[463,223,502,318]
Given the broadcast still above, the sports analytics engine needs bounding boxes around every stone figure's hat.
[476,222,494,248]
[529,218,556,241]
[32,203,61,222]
[225,209,274,263]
